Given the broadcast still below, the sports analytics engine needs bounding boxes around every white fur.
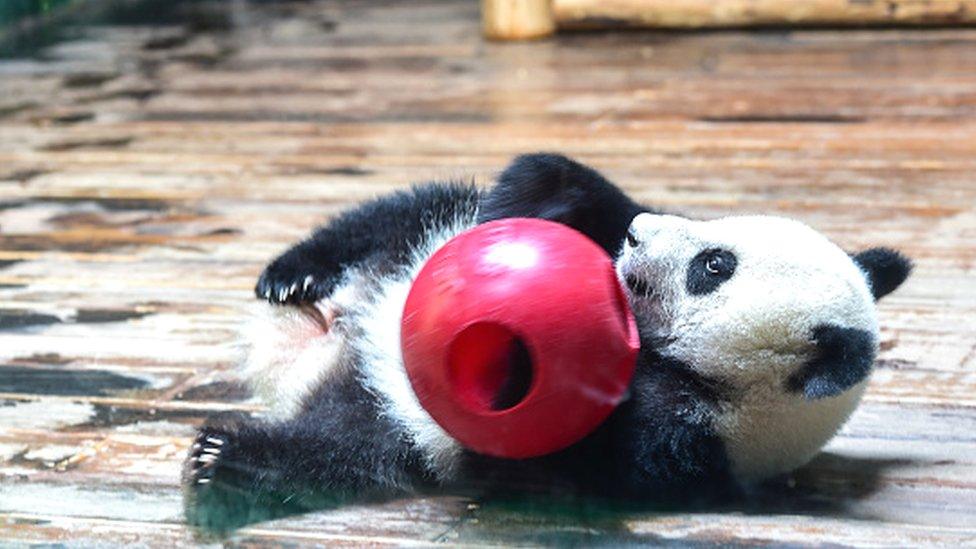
[351,216,476,479]
[618,213,878,481]
[239,213,476,480]
[242,207,877,485]
[240,299,345,419]
[720,379,868,481]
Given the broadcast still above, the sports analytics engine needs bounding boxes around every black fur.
[185,153,909,530]
[478,153,649,256]
[852,247,913,300]
[686,249,737,296]
[786,325,876,400]
[256,183,480,305]
[183,351,740,532]
[604,352,736,501]
[458,351,738,503]
[183,363,434,531]
[187,154,732,530]
[625,273,653,298]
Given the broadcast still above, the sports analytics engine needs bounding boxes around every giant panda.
[183,153,911,528]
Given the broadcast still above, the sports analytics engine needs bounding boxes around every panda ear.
[852,247,912,300]
[477,153,646,255]
[786,325,876,400]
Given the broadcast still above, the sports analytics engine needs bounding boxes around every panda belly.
[715,380,868,482]
[239,297,347,420]
[238,215,476,479]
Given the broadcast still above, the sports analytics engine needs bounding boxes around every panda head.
[617,212,912,402]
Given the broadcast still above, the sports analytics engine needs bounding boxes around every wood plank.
[1,0,975,545]
[553,0,976,29]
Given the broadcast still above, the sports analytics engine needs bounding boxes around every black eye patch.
[686,249,737,295]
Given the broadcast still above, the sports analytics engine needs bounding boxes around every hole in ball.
[448,322,534,413]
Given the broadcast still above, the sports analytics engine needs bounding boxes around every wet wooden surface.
[1,0,975,546]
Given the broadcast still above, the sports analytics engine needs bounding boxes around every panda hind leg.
[182,370,431,532]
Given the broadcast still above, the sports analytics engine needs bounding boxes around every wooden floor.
[2,0,976,546]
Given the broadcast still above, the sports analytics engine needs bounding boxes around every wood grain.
[1,0,975,546]
[555,0,976,29]
[482,0,556,40]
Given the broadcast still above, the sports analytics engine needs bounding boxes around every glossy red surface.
[401,218,640,458]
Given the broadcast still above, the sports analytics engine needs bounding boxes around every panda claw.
[256,264,333,306]
[184,429,232,488]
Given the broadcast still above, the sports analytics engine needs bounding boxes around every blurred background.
[1,0,975,546]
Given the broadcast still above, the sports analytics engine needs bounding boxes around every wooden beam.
[4,0,976,543]
[482,0,556,40]
[554,0,976,29]
[482,0,976,38]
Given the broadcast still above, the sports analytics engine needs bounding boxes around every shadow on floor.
[186,450,918,543]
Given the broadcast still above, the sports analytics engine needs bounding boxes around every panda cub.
[184,153,911,525]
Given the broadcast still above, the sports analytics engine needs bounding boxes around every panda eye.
[687,249,737,295]
[705,254,726,274]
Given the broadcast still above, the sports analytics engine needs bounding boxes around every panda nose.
[626,213,657,247]
[627,213,685,246]
[625,227,639,248]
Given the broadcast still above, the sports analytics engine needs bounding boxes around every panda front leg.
[256,183,480,305]
[610,363,744,504]
[182,373,433,531]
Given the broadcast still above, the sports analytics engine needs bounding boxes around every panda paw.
[182,424,311,532]
[255,258,336,305]
[184,429,231,490]
[182,426,252,532]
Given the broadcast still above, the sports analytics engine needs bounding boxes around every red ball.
[401,218,639,459]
